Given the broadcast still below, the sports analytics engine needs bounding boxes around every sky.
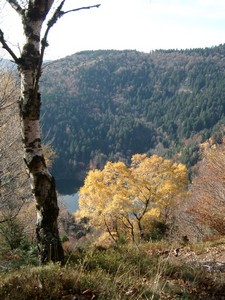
[0,0,225,60]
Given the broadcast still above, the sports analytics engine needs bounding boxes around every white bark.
[1,0,100,264]
[14,0,64,263]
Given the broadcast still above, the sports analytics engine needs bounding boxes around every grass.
[1,241,225,299]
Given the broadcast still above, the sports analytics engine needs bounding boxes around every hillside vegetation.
[41,45,225,187]
[1,239,225,299]
[2,47,225,299]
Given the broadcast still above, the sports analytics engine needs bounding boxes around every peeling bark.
[1,0,100,264]
[20,40,63,264]
[6,0,64,264]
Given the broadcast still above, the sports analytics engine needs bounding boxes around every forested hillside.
[3,46,225,300]
[40,44,225,188]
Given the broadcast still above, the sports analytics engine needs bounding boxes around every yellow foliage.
[76,154,188,242]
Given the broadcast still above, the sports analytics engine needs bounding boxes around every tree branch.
[35,0,66,92]
[0,199,25,224]
[6,0,24,16]
[36,2,101,92]
[104,217,117,244]
[62,4,101,16]
[0,29,19,63]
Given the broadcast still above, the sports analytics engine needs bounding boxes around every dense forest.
[40,44,225,190]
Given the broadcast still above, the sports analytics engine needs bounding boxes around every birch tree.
[0,0,100,264]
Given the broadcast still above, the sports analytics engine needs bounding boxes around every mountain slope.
[40,45,225,188]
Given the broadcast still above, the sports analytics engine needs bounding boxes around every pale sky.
[0,0,225,60]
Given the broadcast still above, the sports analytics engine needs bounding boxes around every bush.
[147,220,169,241]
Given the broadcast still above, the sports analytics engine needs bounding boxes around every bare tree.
[0,0,100,264]
[0,66,28,249]
[188,143,225,236]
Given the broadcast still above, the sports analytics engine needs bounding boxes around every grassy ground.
[1,239,225,299]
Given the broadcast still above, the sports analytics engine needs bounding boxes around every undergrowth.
[0,241,225,299]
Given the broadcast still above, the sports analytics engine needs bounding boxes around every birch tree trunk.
[3,0,64,264]
[20,1,64,264]
[1,0,100,264]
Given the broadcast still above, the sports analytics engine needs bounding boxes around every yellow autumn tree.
[130,154,188,239]
[77,162,133,243]
[76,154,188,243]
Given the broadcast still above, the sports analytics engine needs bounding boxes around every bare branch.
[0,29,19,63]
[34,0,66,92]
[6,0,24,16]
[62,4,101,16]
[0,101,17,110]
[36,2,101,92]
[0,201,24,224]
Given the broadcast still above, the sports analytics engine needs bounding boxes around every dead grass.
[1,240,225,299]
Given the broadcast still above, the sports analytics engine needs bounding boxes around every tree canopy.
[76,154,188,243]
